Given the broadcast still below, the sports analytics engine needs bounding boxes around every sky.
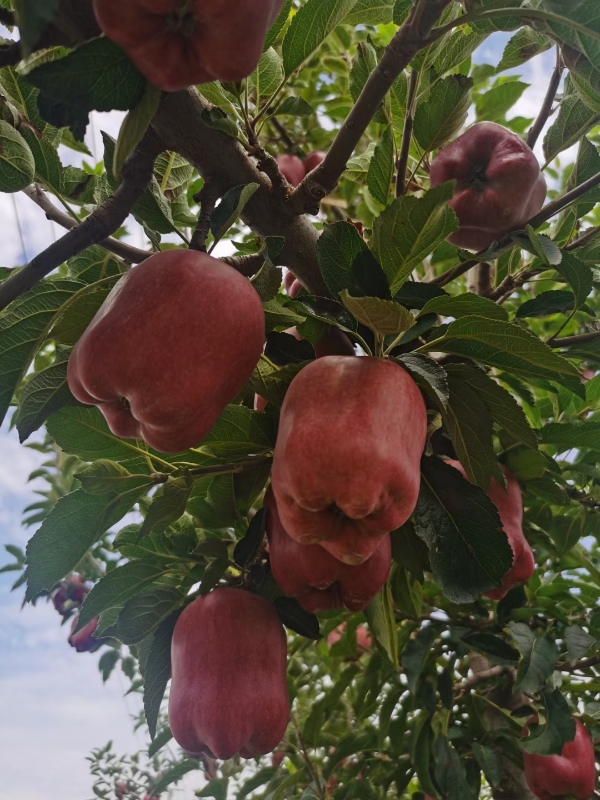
[0,31,566,800]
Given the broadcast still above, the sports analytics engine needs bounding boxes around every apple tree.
[2,1,600,798]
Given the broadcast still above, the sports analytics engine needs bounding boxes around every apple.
[271,750,285,768]
[93,0,285,91]
[169,589,290,759]
[284,269,303,298]
[429,122,546,251]
[115,782,128,799]
[276,155,306,188]
[67,250,265,454]
[271,356,427,565]
[265,487,391,612]
[445,460,534,599]
[303,151,326,173]
[68,615,100,653]
[52,574,88,616]
[327,623,373,654]
[523,718,595,800]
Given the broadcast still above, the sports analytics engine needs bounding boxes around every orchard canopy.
[4,1,600,799]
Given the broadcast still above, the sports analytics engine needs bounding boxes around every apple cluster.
[51,574,102,652]
[276,151,326,188]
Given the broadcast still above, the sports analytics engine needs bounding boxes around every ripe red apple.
[265,487,391,612]
[327,623,373,654]
[304,151,326,172]
[271,356,427,565]
[93,0,285,91]
[276,155,306,188]
[445,459,534,599]
[429,122,546,251]
[68,615,100,653]
[52,574,88,616]
[523,719,595,800]
[169,589,290,760]
[68,250,265,454]
[284,269,304,298]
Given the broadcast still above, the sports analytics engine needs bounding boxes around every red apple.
[445,460,534,599]
[68,615,100,653]
[52,574,88,616]
[265,487,391,612]
[271,356,427,565]
[304,151,326,172]
[169,589,290,759]
[430,122,546,251]
[523,718,595,800]
[276,155,306,188]
[327,623,373,654]
[93,0,285,91]
[68,250,265,454]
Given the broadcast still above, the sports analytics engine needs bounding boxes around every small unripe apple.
[445,460,534,599]
[68,615,100,653]
[304,151,326,172]
[430,122,546,251]
[276,155,306,187]
[523,718,595,800]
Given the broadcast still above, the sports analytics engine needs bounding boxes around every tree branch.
[23,185,152,264]
[0,130,164,311]
[557,654,600,672]
[549,330,600,349]
[150,88,329,295]
[395,68,420,197]
[288,0,454,215]
[526,46,563,150]
[456,665,511,696]
[190,185,220,252]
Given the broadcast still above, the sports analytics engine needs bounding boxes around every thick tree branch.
[0,130,164,311]
[23,185,152,264]
[557,654,600,671]
[550,330,600,349]
[288,0,454,215]
[526,47,563,150]
[151,88,328,295]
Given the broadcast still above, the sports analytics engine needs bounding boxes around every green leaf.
[75,460,155,496]
[420,292,508,321]
[414,457,513,603]
[540,418,600,452]
[367,124,394,206]
[76,561,167,631]
[67,245,124,284]
[497,27,553,72]
[138,476,194,539]
[113,82,161,177]
[15,347,77,441]
[143,611,181,739]
[316,220,390,300]
[98,649,120,683]
[25,38,146,140]
[282,0,358,75]
[475,80,528,123]
[419,316,581,387]
[401,625,438,693]
[274,596,320,639]
[148,726,174,758]
[460,631,519,666]
[434,735,478,800]
[414,74,472,153]
[25,488,143,601]
[344,0,394,25]
[365,582,398,668]
[13,0,61,56]
[233,508,267,568]
[340,290,415,336]
[395,354,449,412]
[564,624,595,664]
[109,585,186,645]
[275,95,314,116]
[0,278,82,426]
[20,125,63,192]
[555,251,593,308]
[442,371,501,489]
[210,183,259,248]
[371,183,459,293]
[199,405,275,459]
[516,290,576,318]
[509,622,558,693]
[445,364,538,450]
[544,77,600,162]
[520,688,576,757]
[251,48,284,99]
[472,743,502,789]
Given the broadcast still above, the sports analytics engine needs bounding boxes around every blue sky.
[0,33,564,800]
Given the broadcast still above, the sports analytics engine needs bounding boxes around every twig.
[270,116,296,151]
[475,263,492,296]
[557,654,600,672]
[456,665,512,696]
[288,0,454,215]
[23,185,152,264]
[290,712,324,800]
[549,330,600,349]
[395,69,420,197]
[190,185,220,252]
[526,47,563,150]
[220,253,267,277]
[153,455,273,484]
[0,130,164,311]
[0,40,21,68]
